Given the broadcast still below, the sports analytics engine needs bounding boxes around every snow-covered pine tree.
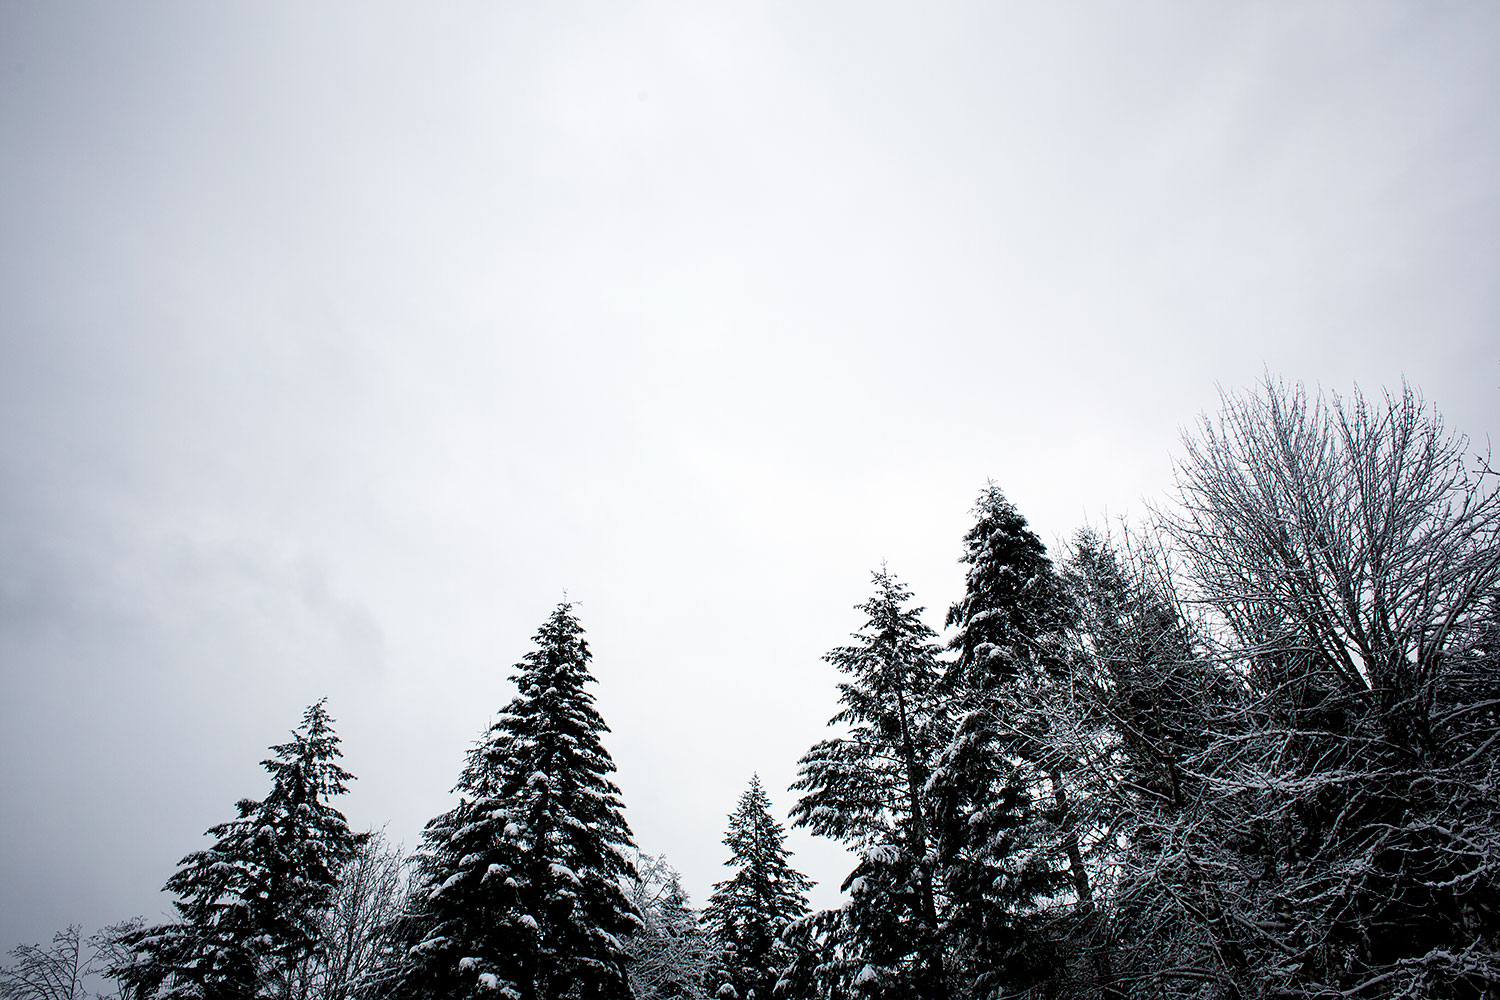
[115,701,364,1000]
[404,602,640,1000]
[1059,528,1226,815]
[398,791,528,1000]
[789,568,951,999]
[929,486,1078,995]
[775,909,857,1000]
[944,483,1070,690]
[257,701,368,1000]
[703,776,813,1000]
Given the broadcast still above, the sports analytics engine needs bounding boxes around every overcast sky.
[2,1,1497,954]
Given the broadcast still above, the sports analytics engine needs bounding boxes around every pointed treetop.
[705,775,815,1000]
[947,482,1067,685]
[405,602,637,1000]
[262,697,355,801]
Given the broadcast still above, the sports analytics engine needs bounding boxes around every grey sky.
[2,1,1497,952]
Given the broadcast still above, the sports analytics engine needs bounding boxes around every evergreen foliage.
[703,776,812,1000]
[1059,530,1211,810]
[928,488,1082,995]
[775,910,855,1000]
[403,602,640,1000]
[115,701,364,1000]
[945,484,1069,689]
[790,568,951,999]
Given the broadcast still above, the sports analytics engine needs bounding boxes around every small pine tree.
[405,602,640,1000]
[703,776,813,1000]
[116,701,364,1000]
[257,701,368,999]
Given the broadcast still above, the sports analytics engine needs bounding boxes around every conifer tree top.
[825,566,943,727]
[947,483,1067,684]
[116,700,363,1000]
[704,775,813,1000]
[708,775,814,916]
[262,697,355,803]
[407,601,638,1000]
[490,601,626,807]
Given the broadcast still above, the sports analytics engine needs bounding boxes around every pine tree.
[404,602,640,1000]
[1059,529,1217,813]
[929,486,1079,995]
[257,701,368,1000]
[1054,529,1237,997]
[703,776,813,1000]
[775,910,857,1000]
[789,568,951,999]
[116,701,364,1000]
[945,483,1069,690]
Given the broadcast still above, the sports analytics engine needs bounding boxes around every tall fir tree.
[404,602,640,1000]
[702,776,813,1000]
[116,701,364,1000]
[929,486,1079,995]
[789,568,951,999]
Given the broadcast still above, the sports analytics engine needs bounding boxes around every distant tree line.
[5,377,1497,999]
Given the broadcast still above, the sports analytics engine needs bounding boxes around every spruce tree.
[1059,529,1216,811]
[405,602,640,1000]
[789,568,951,999]
[117,701,364,1000]
[702,776,813,1000]
[929,486,1077,994]
[944,483,1070,688]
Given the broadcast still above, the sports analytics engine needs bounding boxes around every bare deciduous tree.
[312,831,411,1000]
[625,852,711,1000]
[1,927,89,1000]
[1144,378,1500,998]
[1168,379,1500,730]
